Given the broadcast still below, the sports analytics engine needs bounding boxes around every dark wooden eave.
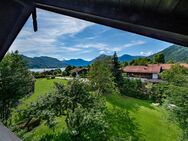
[0,0,188,61]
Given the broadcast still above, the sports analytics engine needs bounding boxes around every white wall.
[152,73,158,79]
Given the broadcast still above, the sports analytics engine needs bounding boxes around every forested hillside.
[22,56,65,68]
[150,45,188,63]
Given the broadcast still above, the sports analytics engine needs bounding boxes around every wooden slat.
[157,0,180,13]
[144,0,161,11]
[131,0,145,11]
[173,0,188,18]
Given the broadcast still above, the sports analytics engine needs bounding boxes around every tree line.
[124,53,166,66]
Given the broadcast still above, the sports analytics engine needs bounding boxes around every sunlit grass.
[18,78,67,108]
[106,95,182,141]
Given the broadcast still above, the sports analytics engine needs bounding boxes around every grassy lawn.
[18,78,67,108]
[14,78,181,141]
[28,78,67,102]
[106,95,182,141]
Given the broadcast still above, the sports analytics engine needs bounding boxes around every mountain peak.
[119,54,143,62]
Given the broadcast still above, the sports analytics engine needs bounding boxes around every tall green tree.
[111,52,124,93]
[0,51,33,124]
[154,53,165,64]
[129,58,152,66]
[123,61,129,67]
[88,59,118,95]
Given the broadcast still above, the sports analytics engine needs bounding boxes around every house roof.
[181,64,188,69]
[71,68,88,73]
[122,65,161,74]
[123,64,188,74]
[148,64,172,70]
[148,64,188,70]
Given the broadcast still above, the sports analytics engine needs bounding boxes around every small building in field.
[70,68,88,77]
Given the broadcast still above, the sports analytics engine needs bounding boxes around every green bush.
[66,106,108,141]
[32,72,46,78]
[122,78,147,99]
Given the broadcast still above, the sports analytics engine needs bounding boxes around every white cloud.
[76,43,107,50]
[140,51,153,56]
[60,47,82,52]
[75,40,146,55]
[123,40,145,48]
[99,51,106,54]
[10,8,94,57]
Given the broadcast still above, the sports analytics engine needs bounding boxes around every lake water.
[29,68,65,72]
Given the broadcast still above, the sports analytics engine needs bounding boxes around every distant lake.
[29,68,65,72]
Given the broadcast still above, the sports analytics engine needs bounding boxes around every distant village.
[68,63,188,83]
[32,62,188,84]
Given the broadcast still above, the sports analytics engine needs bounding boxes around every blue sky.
[10,9,172,61]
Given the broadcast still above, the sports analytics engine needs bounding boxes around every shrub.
[122,78,147,99]
[66,105,108,141]
[32,72,45,78]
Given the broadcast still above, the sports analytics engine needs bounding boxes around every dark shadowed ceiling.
[0,0,188,60]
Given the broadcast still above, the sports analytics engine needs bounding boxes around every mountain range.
[23,45,188,68]
[23,54,142,68]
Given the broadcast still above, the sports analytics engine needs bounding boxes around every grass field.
[106,95,182,141]
[17,78,67,109]
[26,78,67,103]
[14,78,182,141]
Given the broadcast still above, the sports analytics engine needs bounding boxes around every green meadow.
[14,78,182,141]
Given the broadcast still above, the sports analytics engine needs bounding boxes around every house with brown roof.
[122,65,162,80]
[70,68,88,77]
[122,64,188,81]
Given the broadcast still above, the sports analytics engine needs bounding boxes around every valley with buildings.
[1,45,187,141]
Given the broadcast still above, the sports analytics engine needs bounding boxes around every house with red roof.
[122,64,188,81]
[122,65,162,80]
